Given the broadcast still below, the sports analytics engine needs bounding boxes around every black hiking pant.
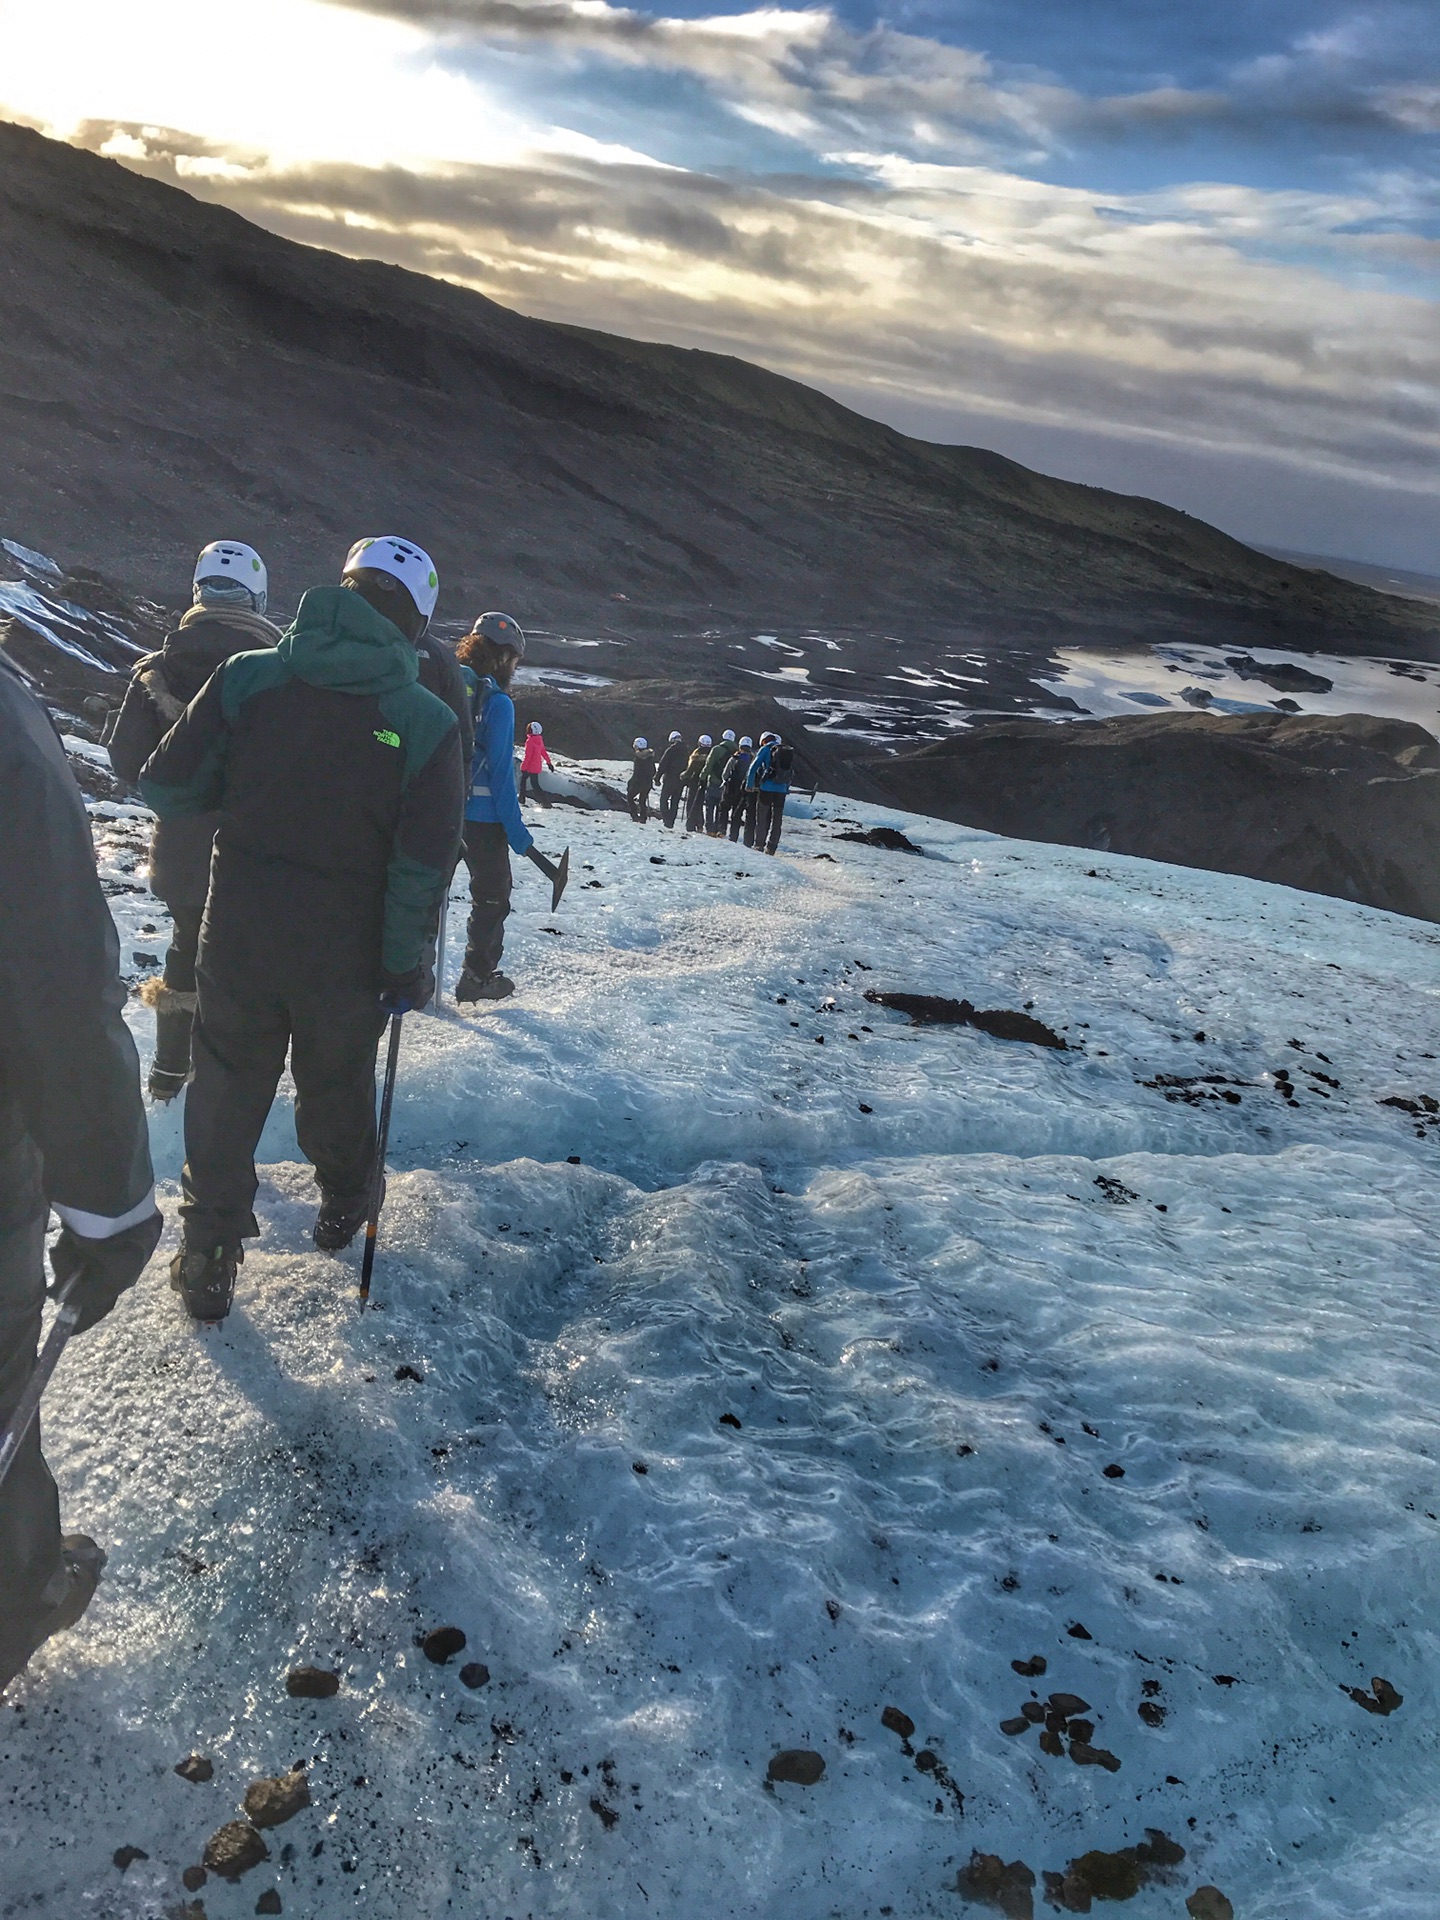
[729,791,757,847]
[659,782,682,827]
[627,780,651,824]
[162,899,204,994]
[519,771,548,804]
[0,1215,62,1680]
[683,785,704,833]
[755,791,786,854]
[181,858,387,1248]
[461,821,513,981]
[703,782,724,833]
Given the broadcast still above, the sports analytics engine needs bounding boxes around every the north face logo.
[374,729,401,748]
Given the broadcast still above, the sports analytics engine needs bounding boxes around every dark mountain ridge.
[3,118,1438,658]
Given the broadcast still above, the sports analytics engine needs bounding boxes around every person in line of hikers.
[0,650,162,1696]
[681,734,712,833]
[454,611,534,1004]
[745,730,794,855]
[627,738,657,823]
[106,542,281,1100]
[701,730,737,835]
[140,536,463,1321]
[724,735,756,845]
[519,721,553,805]
[655,731,686,828]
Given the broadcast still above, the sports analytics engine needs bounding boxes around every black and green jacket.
[139,586,463,978]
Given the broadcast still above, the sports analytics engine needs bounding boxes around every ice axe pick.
[527,846,570,912]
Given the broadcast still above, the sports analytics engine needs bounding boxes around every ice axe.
[526,845,570,912]
[0,1276,81,1496]
[359,1012,404,1308]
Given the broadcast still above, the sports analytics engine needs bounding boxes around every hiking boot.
[0,1536,105,1700]
[314,1186,376,1253]
[456,968,515,1003]
[169,1243,241,1323]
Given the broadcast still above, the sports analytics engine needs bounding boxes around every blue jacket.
[462,670,534,855]
[746,741,791,795]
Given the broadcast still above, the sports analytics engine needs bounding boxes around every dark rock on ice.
[832,826,921,854]
[1021,1702,1046,1724]
[182,1866,208,1891]
[767,1748,826,1785]
[1186,1889,1234,1920]
[955,1849,1036,1919]
[590,1796,620,1828]
[243,1770,311,1829]
[1138,1701,1166,1727]
[421,1625,467,1664]
[1000,1716,1031,1736]
[881,1706,916,1741]
[175,1754,214,1784]
[1067,1622,1093,1640]
[113,1845,149,1870]
[1103,1464,1125,1479]
[863,991,1066,1048]
[285,1666,340,1699]
[202,1821,269,1880]
[1038,1730,1065,1758]
[394,1364,424,1383]
[1224,654,1333,694]
[1011,1655,1047,1677]
[1069,1741,1122,1771]
[1047,1693,1090,1717]
[1066,1719,1094,1743]
[1345,1676,1403,1715]
[719,1412,742,1429]
[255,1893,283,1915]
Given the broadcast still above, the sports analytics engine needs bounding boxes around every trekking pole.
[0,1276,81,1496]
[359,1013,404,1308]
[432,888,449,1015]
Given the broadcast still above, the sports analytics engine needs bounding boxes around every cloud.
[69,121,1440,503]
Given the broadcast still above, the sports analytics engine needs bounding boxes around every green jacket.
[702,738,736,785]
[140,586,464,977]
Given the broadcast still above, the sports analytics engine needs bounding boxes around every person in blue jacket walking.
[745,730,795,855]
[454,612,533,1002]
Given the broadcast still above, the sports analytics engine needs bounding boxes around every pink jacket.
[520,733,553,773]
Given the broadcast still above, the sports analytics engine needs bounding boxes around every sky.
[1,0,1438,568]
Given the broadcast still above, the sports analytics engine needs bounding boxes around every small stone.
[256,1894,283,1916]
[881,1706,915,1740]
[719,1413,742,1429]
[1047,1692,1090,1717]
[182,1867,208,1892]
[113,1845,149,1870]
[999,1716,1031,1736]
[421,1625,467,1664]
[1044,1709,1068,1733]
[1372,1676,1403,1713]
[1138,1700,1166,1727]
[243,1770,311,1829]
[1069,1741,1122,1772]
[1038,1729,1064,1758]
[202,1821,270,1880]
[1071,1851,1141,1901]
[285,1666,339,1699]
[956,1849,1036,1919]
[394,1364,424,1383]
[1066,1719,1094,1743]
[767,1748,826,1786]
[1011,1655,1046,1678]
[1066,1621,1093,1640]
[1102,1464,1125,1479]
[1021,1701,1046,1724]
[914,1749,939,1772]
[1134,1830,1186,1869]
[1186,1889,1234,1920]
[459,1662,491,1690]
[175,1754,214,1784]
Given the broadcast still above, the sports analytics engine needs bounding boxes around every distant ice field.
[5,780,1439,1919]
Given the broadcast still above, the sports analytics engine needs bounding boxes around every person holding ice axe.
[0,653,161,1696]
[453,612,568,1004]
[140,537,464,1320]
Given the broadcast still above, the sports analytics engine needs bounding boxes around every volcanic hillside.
[2,119,1437,656]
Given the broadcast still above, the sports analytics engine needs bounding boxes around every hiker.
[627,738,657,823]
[682,735,712,833]
[519,721,553,804]
[105,542,280,1100]
[140,536,463,1321]
[656,731,686,828]
[724,736,756,844]
[454,611,533,1004]
[702,730,737,835]
[0,653,161,1697]
[746,730,794,855]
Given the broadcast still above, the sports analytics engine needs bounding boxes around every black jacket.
[656,740,687,788]
[107,605,280,907]
[0,655,154,1235]
[416,636,474,770]
[628,749,657,793]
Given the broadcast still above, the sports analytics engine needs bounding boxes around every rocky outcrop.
[866,711,1440,922]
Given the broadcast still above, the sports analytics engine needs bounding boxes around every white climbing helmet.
[722,729,736,743]
[529,720,544,734]
[194,540,267,612]
[739,735,753,748]
[699,734,713,748]
[669,730,682,743]
[634,736,649,750]
[342,535,440,621]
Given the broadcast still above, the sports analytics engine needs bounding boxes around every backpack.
[769,743,795,782]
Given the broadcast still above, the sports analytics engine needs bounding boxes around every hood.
[160,604,280,701]
[276,585,417,696]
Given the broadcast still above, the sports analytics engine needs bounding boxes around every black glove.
[49,1211,164,1335]
[380,955,434,1014]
